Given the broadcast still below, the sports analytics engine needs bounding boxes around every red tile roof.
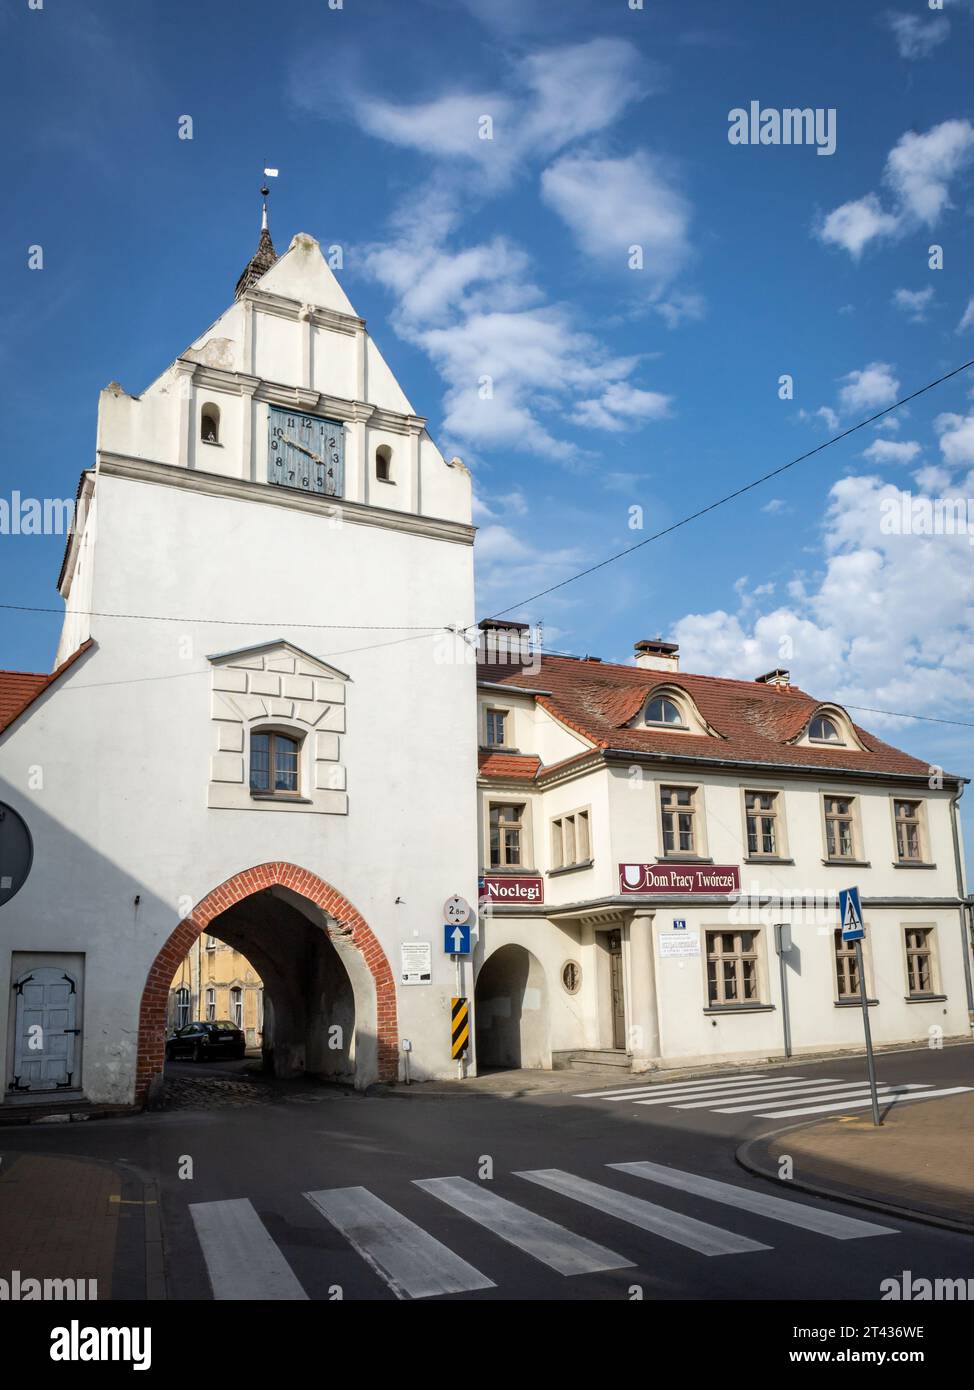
[478,752,542,780]
[477,653,947,781]
[0,641,94,736]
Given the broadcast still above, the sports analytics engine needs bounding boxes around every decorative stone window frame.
[207,640,349,815]
[831,925,877,1005]
[701,926,771,1011]
[484,794,536,871]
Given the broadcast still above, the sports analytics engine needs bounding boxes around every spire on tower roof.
[234,182,278,300]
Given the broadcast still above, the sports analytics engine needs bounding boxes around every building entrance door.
[10,966,80,1092]
[607,932,625,1050]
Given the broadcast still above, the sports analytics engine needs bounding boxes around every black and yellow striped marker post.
[451,997,469,1059]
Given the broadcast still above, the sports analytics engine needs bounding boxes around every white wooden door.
[11,967,79,1092]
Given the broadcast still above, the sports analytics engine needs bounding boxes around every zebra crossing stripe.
[755,1085,973,1119]
[671,1078,868,1110]
[515,1168,769,1257]
[632,1078,839,1108]
[414,1176,634,1275]
[712,1083,928,1114]
[609,1162,896,1240]
[304,1185,494,1298]
[574,1072,772,1099]
[189,1198,308,1300]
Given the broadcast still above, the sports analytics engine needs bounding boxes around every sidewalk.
[0,1149,163,1299]
[738,1091,974,1232]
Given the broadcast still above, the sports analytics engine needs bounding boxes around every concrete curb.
[735,1119,974,1237]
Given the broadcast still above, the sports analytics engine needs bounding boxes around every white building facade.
[0,218,478,1106]
[474,630,974,1074]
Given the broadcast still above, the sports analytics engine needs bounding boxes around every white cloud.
[892,286,935,321]
[886,12,950,59]
[762,498,790,514]
[935,411,974,467]
[816,119,974,259]
[861,438,922,464]
[541,150,691,284]
[672,469,974,726]
[957,297,974,332]
[838,362,900,415]
[651,291,707,329]
[885,119,974,222]
[570,381,673,432]
[817,194,901,258]
[339,38,648,191]
[799,405,840,431]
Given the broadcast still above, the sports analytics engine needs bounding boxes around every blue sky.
[3,0,974,820]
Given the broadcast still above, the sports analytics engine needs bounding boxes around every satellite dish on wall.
[0,803,33,907]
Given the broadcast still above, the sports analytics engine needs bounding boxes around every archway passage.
[474,944,550,1071]
[137,863,397,1105]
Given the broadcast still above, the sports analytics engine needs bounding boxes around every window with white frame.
[660,785,698,856]
[230,986,243,1029]
[833,930,863,1000]
[823,794,857,861]
[484,708,508,747]
[893,799,924,863]
[175,986,191,1029]
[904,926,936,996]
[489,802,525,868]
[706,930,760,1006]
[205,987,216,1021]
[809,713,843,743]
[551,808,591,869]
[745,790,780,857]
[645,694,685,727]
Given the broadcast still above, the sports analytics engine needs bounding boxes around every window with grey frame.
[484,709,507,747]
[551,809,590,869]
[205,987,216,1022]
[175,986,191,1029]
[824,795,856,860]
[661,785,697,855]
[706,930,760,1006]
[905,926,935,996]
[833,929,863,1000]
[894,800,923,862]
[745,790,779,857]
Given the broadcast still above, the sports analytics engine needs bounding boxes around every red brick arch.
[136,862,398,1104]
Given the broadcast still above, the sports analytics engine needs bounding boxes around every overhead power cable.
[479,356,974,622]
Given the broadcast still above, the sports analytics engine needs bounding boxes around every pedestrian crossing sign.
[839,886,865,942]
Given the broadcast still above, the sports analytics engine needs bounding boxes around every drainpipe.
[949,784,974,1015]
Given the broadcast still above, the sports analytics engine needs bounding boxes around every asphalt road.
[4,1043,973,1302]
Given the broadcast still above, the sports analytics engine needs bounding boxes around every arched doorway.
[136,863,397,1105]
[474,944,550,1070]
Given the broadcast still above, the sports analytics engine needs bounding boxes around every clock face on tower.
[267,407,345,498]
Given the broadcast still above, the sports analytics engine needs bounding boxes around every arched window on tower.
[201,404,220,445]
[375,445,393,482]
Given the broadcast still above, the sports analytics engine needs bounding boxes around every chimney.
[478,617,533,667]
[634,638,679,673]
[756,668,790,688]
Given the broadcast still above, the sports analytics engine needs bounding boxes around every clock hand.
[284,436,324,465]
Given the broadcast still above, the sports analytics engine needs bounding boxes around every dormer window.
[375,445,393,483]
[646,694,685,728]
[250,729,301,796]
[809,714,842,744]
[201,404,220,445]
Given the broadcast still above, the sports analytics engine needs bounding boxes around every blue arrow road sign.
[444,923,471,955]
[839,886,865,942]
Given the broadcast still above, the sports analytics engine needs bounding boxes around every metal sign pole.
[455,954,464,1079]
[854,937,881,1126]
